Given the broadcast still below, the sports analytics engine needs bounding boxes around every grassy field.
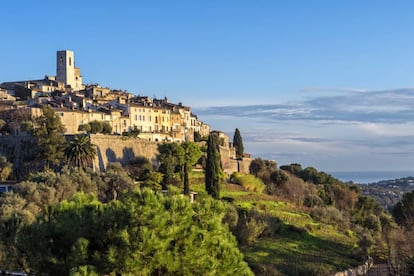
[189,172,360,275]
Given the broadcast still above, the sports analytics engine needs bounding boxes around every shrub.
[230,172,265,193]
[249,158,277,184]
[78,123,91,132]
[303,185,324,208]
[364,214,381,232]
[232,208,267,245]
[89,120,103,134]
[310,206,350,230]
[270,170,288,185]
[222,203,238,228]
[280,163,302,176]
[101,121,112,134]
[251,263,282,276]
[141,171,163,191]
[277,176,306,205]
[124,156,153,180]
[355,228,375,258]
[230,207,283,245]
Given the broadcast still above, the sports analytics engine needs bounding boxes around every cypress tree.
[233,128,244,159]
[205,133,221,199]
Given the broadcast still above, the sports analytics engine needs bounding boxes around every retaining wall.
[334,257,374,276]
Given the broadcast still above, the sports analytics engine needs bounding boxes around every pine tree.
[205,133,221,199]
[233,128,244,159]
[16,191,254,275]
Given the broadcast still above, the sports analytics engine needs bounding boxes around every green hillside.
[191,172,361,275]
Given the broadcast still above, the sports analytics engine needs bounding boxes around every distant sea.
[329,171,414,184]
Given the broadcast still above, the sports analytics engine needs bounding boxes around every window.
[60,56,63,65]
[69,57,72,66]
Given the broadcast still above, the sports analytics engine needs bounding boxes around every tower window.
[60,56,63,65]
[69,57,72,66]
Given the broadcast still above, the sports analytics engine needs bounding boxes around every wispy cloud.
[194,88,414,171]
[196,88,414,124]
[300,87,368,94]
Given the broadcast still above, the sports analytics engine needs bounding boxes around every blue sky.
[2,1,414,174]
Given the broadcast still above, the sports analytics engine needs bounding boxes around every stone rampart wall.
[219,145,251,175]
[0,134,251,176]
[89,134,159,171]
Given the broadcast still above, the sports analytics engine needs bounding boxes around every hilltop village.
[0,50,250,175]
[0,50,210,142]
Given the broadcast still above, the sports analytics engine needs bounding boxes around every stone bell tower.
[56,50,83,90]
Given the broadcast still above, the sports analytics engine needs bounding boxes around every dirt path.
[367,263,390,275]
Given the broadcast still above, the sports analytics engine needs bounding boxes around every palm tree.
[64,135,97,169]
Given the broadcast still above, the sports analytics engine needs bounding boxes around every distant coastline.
[330,171,414,184]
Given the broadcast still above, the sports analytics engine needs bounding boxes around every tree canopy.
[31,106,66,169]
[157,143,185,188]
[156,142,202,194]
[182,142,202,195]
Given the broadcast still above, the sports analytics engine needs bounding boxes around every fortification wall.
[219,145,251,175]
[0,134,250,177]
[0,136,37,177]
[92,135,251,174]
[239,157,252,174]
[89,135,159,171]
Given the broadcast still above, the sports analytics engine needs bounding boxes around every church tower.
[56,50,83,90]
